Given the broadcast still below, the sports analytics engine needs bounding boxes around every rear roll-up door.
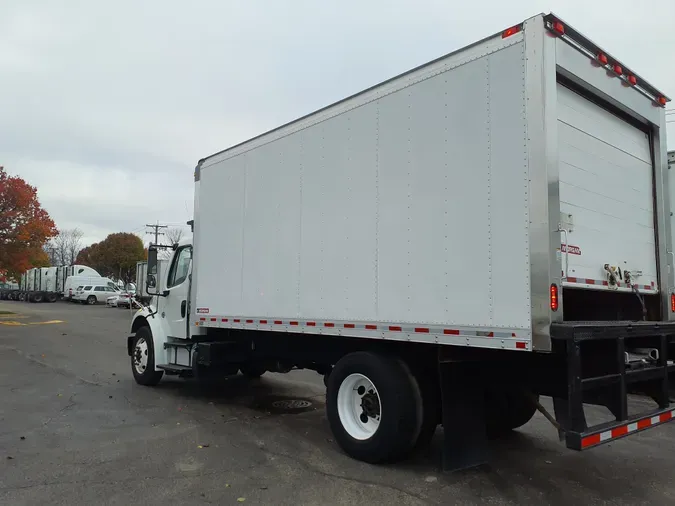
[556,82,657,292]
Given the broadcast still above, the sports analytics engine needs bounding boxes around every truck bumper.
[567,406,675,450]
[551,321,675,450]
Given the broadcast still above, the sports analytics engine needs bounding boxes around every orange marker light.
[597,53,608,65]
[552,21,565,35]
[627,75,637,86]
[502,25,521,38]
[550,284,559,311]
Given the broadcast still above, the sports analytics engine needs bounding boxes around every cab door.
[161,245,192,339]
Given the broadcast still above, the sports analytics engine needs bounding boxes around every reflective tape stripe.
[581,410,675,448]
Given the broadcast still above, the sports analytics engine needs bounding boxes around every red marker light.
[627,75,637,86]
[597,53,608,65]
[552,21,565,35]
[550,284,559,312]
[671,293,675,313]
[612,64,623,75]
[657,96,667,107]
[502,25,521,38]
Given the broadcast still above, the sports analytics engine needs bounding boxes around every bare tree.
[44,243,59,266]
[47,228,85,266]
[160,228,185,259]
[166,228,184,246]
[66,228,84,265]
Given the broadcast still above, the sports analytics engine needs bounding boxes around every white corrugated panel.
[557,83,657,290]
[195,40,531,331]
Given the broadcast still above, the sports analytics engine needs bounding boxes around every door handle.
[181,300,187,318]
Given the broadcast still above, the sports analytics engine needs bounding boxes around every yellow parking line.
[0,320,64,326]
[0,314,27,319]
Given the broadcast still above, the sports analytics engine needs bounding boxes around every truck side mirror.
[145,245,162,297]
[147,245,158,275]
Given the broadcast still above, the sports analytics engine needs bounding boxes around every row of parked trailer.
[0,265,103,302]
[0,261,159,304]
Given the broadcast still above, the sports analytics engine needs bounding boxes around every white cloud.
[2,0,674,247]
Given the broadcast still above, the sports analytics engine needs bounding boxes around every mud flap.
[439,362,488,471]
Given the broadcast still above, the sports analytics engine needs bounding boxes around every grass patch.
[0,310,16,315]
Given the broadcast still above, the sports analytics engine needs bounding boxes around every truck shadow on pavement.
[139,375,671,504]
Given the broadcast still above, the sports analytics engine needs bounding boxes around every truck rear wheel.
[131,326,164,386]
[239,364,266,379]
[326,352,422,464]
[485,388,538,438]
[32,292,44,303]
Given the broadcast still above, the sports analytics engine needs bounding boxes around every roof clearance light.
[597,53,608,65]
[627,75,637,86]
[552,21,565,35]
[671,293,675,312]
[612,64,623,75]
[501,25,521,38]
[550,284,559,312]
[657,96,667,107]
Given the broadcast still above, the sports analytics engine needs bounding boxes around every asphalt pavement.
[1,301,674,505]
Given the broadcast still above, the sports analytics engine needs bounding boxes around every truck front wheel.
[326,352,422,464]
[131,326,164,386]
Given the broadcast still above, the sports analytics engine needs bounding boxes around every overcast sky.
[2,0,674,247]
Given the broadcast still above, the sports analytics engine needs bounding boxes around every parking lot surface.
[1,301,674,505]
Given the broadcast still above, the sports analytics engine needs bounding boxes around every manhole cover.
[271,399,313,410]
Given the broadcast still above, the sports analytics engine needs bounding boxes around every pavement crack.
[0,346,103,387]
[0,469,238,492]
[254,445,432,504]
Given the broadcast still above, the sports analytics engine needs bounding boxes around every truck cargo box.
[192,13,672,353]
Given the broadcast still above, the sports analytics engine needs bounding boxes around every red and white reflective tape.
[194,316,530,351]
[581,409,675,449]
[565,277,655,291]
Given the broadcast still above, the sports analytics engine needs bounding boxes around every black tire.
[239,364,266,379]
[130,326,163,386]
[86,295,96,305]
[411,369,441,451]
[33,292,44,303]
[326,352,423,464]
[47,293,57,303]
[485,388,538,439]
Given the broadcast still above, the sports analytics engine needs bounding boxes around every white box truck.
[127,13,675,470]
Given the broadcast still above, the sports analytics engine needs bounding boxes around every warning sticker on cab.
[196,308,210,314]
[561,244,582,256]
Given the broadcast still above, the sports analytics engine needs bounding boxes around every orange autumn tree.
[0,166,57,281]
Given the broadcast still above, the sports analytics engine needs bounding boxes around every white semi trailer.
[7,265,101,302]
[127,13,675,470]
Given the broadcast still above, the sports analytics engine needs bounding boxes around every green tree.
[75,233,145,283]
